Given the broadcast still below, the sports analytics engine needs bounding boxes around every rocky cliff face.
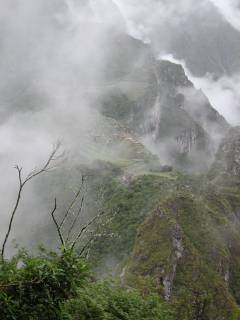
[84,32,240,318]
[132,0,240,78]
[97,34,229,172]
[210,126,240,178]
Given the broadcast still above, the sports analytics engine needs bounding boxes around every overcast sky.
[210,0,240,31]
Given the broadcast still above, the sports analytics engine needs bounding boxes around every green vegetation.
[2,125,240,319]
[61,281,175,320]
[0,249,89,319]
[0,249,176,320]
[1,159,240,319]
[86,161,240,319]
[90,173,179,274]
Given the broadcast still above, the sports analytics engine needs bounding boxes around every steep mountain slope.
[0,1,228,172]
[74,32,240,320]
[88,132,240,319]
[156,9,240,78]
[2,3,240,318]
[96,34,229,172]
[117,0,240,78]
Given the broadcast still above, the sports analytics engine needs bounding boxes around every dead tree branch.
[66,195,85,243]
[48,172,107,256]
[79,231,95,257]
[50,198,65,248]
[59,175,86,229]
[70,210,104,251]
[1,143,62,262]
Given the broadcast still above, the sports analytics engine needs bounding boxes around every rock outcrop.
[97,34,229,172]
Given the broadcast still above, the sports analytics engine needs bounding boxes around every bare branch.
[59,175,86,229]
[66,195,85,243]
[79,231,95,257]
[50,198,65,248]
[23,142,62,186]
[14,166,23,186]
[1,167,24,261]
[79,210,118,257]
[1,143,63,262]
[70,211,104,251]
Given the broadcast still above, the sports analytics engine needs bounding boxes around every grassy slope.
[88,162,240,319]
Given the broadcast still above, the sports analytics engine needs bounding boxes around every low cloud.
[114,0,207,42]
[0,0,125,251]
[210,0,240,31]
[1,0,240,254]
[192,73,240,126]
[161,54,240,126]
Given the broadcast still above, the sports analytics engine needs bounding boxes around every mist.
[160,53,240,126]
[116,0,240,125]
[210,0,240,31]
[0,0,126,251]
[1,0,240,254]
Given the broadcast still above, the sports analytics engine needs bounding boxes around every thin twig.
[79,231,95,257]
[23,142,62,186]
[66,195,85,243]
[1,143,63,262]
[70,211,104,251]
[1,167,23,262]
[59,175,85,229]
[50,199,65,248]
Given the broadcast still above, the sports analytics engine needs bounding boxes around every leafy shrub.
[0,249,176,320]
[61,281,176,320]
[0,249,89,320]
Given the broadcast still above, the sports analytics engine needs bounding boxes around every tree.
[49,176,104,255]
[1,142,106,261]
[1,142,63,262]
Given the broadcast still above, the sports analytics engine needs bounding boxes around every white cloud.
[209,0,240,31]
[192,73,240,126]
[160,54,240,126]
[113,0,199,41]
[0,0,123,250]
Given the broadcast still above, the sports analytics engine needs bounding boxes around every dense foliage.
[61,282,175,320]
[0,249,89,319]
[88,168,240,319]
[0,249,175,320]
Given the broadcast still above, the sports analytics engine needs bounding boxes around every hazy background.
[114,0,240,124]
[1,0,240,252]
